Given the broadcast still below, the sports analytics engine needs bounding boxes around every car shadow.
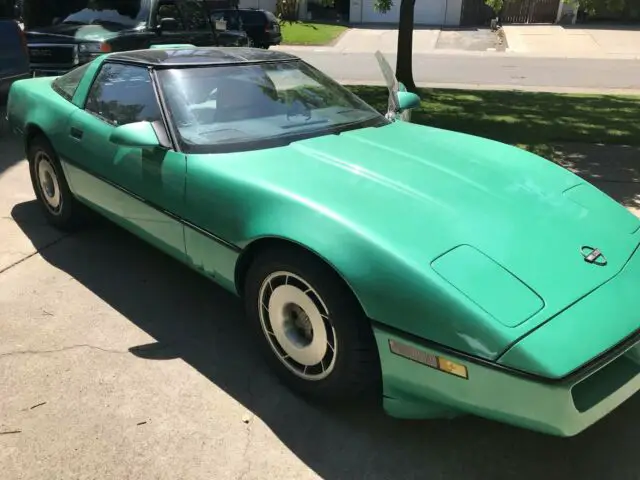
[11,200,640,479]
[0,118,26,177]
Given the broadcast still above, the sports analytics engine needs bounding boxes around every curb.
[340,80,640,95]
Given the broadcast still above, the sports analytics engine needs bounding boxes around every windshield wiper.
[335,108,365,115]
[89,19,128,26]
[326,116,388,136]
[280,119,329,129]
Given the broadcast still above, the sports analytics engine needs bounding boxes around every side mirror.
[159,17,180,32]
[109,121,163,149]
[397,91,420,112]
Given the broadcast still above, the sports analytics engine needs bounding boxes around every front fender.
[185,151,520,361]
[237,193,513,361]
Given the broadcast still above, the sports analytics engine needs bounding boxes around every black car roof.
[108,47,298,68]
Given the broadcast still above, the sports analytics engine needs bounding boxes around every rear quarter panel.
[8,56,102,147]
[7,77,78,152]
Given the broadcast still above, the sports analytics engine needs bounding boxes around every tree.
[373,0,417,93]
[572,0,637,18]
[483,0,504,18]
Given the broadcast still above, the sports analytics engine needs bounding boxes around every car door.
[66,62,187,263]
[150,0,190,47]
[177,0,218,46]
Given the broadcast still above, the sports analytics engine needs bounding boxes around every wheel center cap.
[284,303,314,346]
[266,284,328,367]
[43,172,55,197]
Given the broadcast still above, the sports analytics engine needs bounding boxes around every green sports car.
[6,46,640,437]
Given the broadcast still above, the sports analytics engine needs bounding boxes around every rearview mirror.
[159,17,180,31]
[397,91,421,112]
[109,121,163,149]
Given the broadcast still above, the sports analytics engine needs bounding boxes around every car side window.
[52,63,91,101]
[156,0,185,29]
[84,63,162,127]
[179,0,210,30]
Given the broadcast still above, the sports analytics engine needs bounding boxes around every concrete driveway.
[1,133,640,479]
[503,25,640,59]
[282,27,504,54]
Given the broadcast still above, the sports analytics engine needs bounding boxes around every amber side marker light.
[389,339,469,379]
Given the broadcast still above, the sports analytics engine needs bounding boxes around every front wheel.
[244,247,381,403]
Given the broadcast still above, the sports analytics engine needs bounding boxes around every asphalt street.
[1,131,640,478]
[290,51,640,93]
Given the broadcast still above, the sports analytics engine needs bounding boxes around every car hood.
[234,120,640,352]
[25,23,128,43]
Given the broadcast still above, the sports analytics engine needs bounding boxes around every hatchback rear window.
[240,10,264,23]
[52,63,91,101]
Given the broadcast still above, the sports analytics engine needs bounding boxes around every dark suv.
[0,17,29,106]
[23,0,249,76]
[211,8,281,49]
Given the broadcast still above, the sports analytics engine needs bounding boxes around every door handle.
[70,127,83,140]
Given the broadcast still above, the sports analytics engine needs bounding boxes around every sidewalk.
[278,27,441,54]
[276,24,640,60]
[503,25,640,59]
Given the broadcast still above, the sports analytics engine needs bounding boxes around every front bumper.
[373,324,640,437]
[269,33,282,45]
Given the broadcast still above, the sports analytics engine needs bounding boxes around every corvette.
[6,45,640,437]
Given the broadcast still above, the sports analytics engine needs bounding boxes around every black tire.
[28,135,89,231]
[244,246,381,404]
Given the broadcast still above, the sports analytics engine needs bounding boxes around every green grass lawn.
[348,86,640,157]
[280,21,347,46]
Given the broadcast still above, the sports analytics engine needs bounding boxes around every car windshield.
[58,0,147,27]
[157,60,387,153]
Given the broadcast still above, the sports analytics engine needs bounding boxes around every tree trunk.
[395,0,417,93]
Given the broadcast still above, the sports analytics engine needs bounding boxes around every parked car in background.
[0,16,29,107]
[211,8,281,48]
[22,0,248,76]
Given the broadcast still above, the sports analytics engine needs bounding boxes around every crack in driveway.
[0,232,72,276]
[0,344,130,359]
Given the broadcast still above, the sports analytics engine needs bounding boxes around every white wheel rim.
[35,152,62,214]
[258,271,338,381]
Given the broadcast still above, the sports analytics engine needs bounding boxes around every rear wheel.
[244,247,381,403]
[28,135,89,231]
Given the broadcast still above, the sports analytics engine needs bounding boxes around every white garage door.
[360,0,447,25]
[239,0,277,12]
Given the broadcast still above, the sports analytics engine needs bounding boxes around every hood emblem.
[581,246,607,266]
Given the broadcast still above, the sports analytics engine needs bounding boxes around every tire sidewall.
[244,250,380,402]
[28,136,77,229]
